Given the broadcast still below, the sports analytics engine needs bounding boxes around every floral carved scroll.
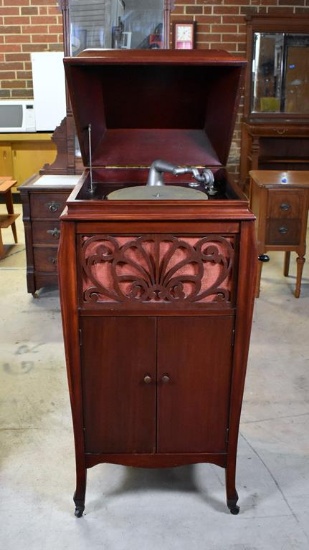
[80,234,235,304]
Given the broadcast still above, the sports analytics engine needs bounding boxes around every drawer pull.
[161,374,170,384]
[47,228,60,239]
[143,375,152,384]
[278,226,288,235]
[47,201,61,213]
[280,203,291,211]
[49,257,57,264]
[273,128,287,135]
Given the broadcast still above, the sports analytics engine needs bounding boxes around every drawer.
[32,221,61,244]
[267,190,303,219]
[30,192,69,218]
[33,247,58,272]
[266,219,301,245]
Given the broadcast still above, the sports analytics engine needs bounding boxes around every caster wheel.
[227,500,240,516]
[227,497,240,515]
[229,504,240,515]
[74,506,84,518]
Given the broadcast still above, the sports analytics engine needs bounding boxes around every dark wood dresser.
[58,49,257,517]
[20,174,80,294]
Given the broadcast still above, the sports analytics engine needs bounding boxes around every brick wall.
[0,0,63,99]
[0,0,308,176]
[171,1,309,53]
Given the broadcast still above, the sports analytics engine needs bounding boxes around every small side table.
[0,177,19,259]
[249,170,309,298]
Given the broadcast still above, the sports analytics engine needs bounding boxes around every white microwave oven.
[0,99,36,132]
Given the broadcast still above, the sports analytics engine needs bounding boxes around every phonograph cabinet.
[58,50,257,517]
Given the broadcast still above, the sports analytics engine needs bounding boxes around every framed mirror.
[251,31,309,115]
[244,14,309,120]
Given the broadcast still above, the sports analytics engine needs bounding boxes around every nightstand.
[249,170,309,298]
[20,174,80,294]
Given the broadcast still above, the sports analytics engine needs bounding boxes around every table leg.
[295,255,305,298]
[0,229,4,258]
[283,251,290,277]
[4,188,18,243]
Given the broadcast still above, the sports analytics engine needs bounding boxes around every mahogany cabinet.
[80,311,234,456]
[58,49,257,517]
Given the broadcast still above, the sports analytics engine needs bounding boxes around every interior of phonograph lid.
[64,50,246,179]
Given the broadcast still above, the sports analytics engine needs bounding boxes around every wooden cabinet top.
[20,173,81,191]
[0,133,53,142]
[249,170,309,189]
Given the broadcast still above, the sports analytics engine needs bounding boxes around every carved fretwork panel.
[79,234,236,307]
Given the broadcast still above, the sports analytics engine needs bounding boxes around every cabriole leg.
[225,465,240,515]
[73,469,87,517]
[227,491,240,515]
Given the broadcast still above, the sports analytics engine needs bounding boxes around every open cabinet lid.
[64,49,246,170]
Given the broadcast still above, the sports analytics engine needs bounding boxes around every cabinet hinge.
[79,329,82,346]
[226,428,229,443]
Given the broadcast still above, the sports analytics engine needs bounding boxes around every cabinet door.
[80,316,156,454]
[12,141,56,186]
[157,316,234,453]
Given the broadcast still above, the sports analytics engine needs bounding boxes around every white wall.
[31,52,66,132]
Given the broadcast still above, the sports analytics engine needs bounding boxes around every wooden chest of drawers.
[20,175,80,294]
[249,170,309,297]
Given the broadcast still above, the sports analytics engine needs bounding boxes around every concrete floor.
[1,204,309,549]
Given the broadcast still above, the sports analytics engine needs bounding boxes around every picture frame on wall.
[173,21,196,50]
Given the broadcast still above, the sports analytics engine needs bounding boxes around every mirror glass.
[251,32,309,114]
[69,0,165,54]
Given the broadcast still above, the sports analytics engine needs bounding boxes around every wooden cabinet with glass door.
[240,15,309,192]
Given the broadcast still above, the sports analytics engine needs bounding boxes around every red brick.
[1,45,22,55]
[186,7,203,15]
[17,70,32,79]
[31,33,58,43]
[5,35,31,44]
[5,17,30,25]
[1,80,26,89]
[0,71,17,79]
[211,25,238,33]
[30,16,57,25]
[214,7,241,15]
[3,62,24,71]
[31,0,55,5]
[0,25,22,34]
[5,53,30,62]
[21,8,38,16]
[3,0,29,5]
[0,8,20,16]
